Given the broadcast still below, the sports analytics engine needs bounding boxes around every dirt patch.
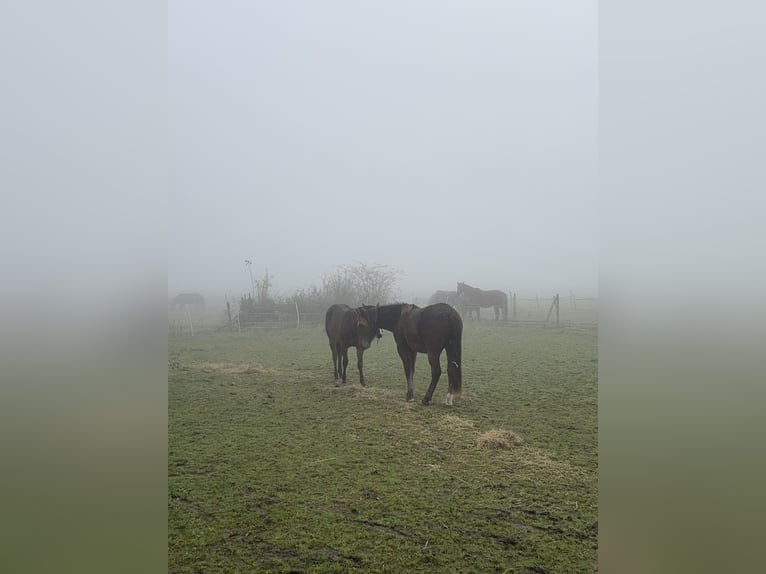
[477,429,524,450]
[191,362,280,377]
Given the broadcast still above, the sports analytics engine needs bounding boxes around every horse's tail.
[446,313,463,400]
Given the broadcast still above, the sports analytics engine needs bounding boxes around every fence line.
[169,292,597,336]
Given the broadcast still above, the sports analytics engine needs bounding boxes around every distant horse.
[428,290,460,306]
[429,289,479,321]
[171,292,205,311]
[461,304,481,322]
[456,282,508,321]
[377,303,462,405]
[325,304,381,386]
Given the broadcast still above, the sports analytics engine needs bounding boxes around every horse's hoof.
[421,398,431,406]
[406,397,414,402]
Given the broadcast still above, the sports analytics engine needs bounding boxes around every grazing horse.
[171,292,205,311]
[377,303,463,406]
[325,304,381,386]
[456,282,508,321]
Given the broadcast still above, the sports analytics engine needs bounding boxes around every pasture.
[169,320,597,573]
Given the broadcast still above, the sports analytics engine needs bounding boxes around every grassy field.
[169,320,597,573]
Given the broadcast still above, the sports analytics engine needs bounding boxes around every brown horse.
[325,304,381,386]
[376,303,462,405]
[456,282,508,321]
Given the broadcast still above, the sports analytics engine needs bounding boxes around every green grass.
[169,321,597,573]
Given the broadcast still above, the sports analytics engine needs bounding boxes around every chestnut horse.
[376,303,463,405]
[456,282,508,321]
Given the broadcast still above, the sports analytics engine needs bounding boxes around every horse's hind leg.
[422,351,442,406]
[356,347,366,386]
[397,344,416,401]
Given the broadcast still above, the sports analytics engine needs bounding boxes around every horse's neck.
[377,304,405,330]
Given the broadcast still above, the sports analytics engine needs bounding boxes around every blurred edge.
[600,1,766,573]
[0,2,167,573]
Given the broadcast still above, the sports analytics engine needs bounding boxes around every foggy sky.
[169,1,597,300]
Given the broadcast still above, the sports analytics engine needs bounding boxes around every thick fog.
[169,1,597,301]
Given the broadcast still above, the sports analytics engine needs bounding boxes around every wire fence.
[169,291,597,337]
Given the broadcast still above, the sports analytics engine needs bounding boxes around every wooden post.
[556,293,560,326]
[227,300,232,323]
[545,294,557,325]
[186,307,194,337]
[295,302,300,327]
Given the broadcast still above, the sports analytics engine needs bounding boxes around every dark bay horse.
[377,303,462,405]
[325,304,381,386]
[456,282,508,321]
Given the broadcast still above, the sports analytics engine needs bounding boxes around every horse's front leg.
[330,344,339,380]
[422,352,442,405]
[356,347,366,386]
[340,347,349,385]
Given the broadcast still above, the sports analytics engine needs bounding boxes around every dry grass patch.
[326,383,415,407]
[440,414,476,430]
[517,447,594,481]
[191,362,280,377]
[477,429,524,450]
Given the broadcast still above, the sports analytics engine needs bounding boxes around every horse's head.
[356,304,381,349]
[456,282,466,297]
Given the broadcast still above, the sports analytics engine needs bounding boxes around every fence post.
[556,293,560,326]
[186,307,194,337]
[545,294,556,325]
[295,302,300,328]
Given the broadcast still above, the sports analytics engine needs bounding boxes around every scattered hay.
[451,391,475,405]
[191,362,280,377]
[440,414,475,430]
[477,429,524,450]
[330,384,413,407]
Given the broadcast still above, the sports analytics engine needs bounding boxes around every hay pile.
[476,429,524,450]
